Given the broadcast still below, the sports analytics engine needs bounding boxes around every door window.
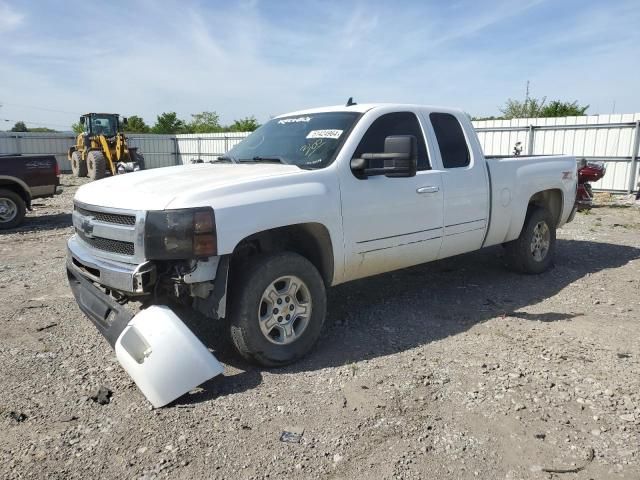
[430,112,470,168]
[353,112,429,171]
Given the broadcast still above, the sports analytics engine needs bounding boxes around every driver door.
[340,111,444,281]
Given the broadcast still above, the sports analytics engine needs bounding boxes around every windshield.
[226,112,360,169]
[87,115,117,137]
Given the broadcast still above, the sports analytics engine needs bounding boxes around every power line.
[0,102,81,116]
[1,118,72,129]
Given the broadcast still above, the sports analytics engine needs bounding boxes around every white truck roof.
[277,103,466,118]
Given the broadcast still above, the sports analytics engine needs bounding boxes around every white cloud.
[1,0,639,130]
[0,1,23,32]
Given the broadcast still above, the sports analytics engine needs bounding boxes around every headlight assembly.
[144,208,217,260]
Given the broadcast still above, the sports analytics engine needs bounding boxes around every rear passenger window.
[354,112,430,170]
[430,113,470,168]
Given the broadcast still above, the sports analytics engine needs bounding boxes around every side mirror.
[79,116,84,124]
[351,135,417,178]
[122,117,128,125]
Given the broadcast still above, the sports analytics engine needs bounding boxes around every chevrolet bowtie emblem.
[81,217,95,238]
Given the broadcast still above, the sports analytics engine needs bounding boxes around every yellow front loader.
[68,113,145,180]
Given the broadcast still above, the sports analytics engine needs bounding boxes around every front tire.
[505,207,556,274]
[71,151,87,177]
[228,252,327,367]
[87,150,107,180]
[0,189,26,230]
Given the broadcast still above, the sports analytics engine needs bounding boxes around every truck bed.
[483,154,576,248]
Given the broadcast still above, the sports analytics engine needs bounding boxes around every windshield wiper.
[214,154,237,163]
[238,156,289,165]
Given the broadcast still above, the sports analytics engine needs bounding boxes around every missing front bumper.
[67,266,224,407]
[67,235,156,294]
[67,266,134,347]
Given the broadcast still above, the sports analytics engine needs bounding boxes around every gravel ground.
[1,175,639,479]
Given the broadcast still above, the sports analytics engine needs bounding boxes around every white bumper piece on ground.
[115,305,224,408]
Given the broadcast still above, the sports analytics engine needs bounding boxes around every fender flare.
[0,175,32,207]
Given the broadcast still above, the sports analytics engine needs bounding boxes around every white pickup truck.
[67,103,577,372]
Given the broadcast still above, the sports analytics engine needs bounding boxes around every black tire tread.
[505,207,556,274]
[71,151,87,177]
[87,150,107,181]
[0,188,26,230]
[228,252,326,367]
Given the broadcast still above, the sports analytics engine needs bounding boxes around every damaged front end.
[67,203,228,407]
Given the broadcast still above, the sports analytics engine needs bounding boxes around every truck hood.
[74,163,302,210]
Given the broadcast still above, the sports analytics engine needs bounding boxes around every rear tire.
[505,207,556,274]
[71,151,87,177]
[0,189,26,230]
[228,252,327,367]
[87,151,107,181]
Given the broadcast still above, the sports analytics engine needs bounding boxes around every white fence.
[472,113,640,193]
[2,114,639,193]
[0,132,250,171]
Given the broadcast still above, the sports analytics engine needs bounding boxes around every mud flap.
[115,305,224,408]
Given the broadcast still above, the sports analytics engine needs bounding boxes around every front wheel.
[505,207,556,274]
[71,151,87,177]
[87,150,107,181]
[228,252,327,367]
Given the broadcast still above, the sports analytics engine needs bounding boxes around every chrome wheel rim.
[258,275,312,345]
[530,221,550,262]
[0,198,17,223]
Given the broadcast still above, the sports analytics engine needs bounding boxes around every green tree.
[228,116,260,132]
[499,97,548,119]
[499,97,589,119]
[540,100,589,117]
[10,121,28,132]
[152,112,187,134]
[188,111,222,133]
[124,115,150,133]
[71,122,84,134]
[29,127,57,132]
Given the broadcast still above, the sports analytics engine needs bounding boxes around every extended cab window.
[353,112,429,171]
[430,112,470,168]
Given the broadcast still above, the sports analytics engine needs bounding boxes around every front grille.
[75,206,136,226]
[77,231,135,256]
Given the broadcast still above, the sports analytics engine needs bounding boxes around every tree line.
[7,121,57,133]
[5,111,260,134]
[472,98,589,121]
[5,97,591,133]
[72,111,261,134]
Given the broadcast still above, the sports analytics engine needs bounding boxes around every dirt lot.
[1,175,639,479]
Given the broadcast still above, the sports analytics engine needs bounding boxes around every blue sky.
[1,0,639,130]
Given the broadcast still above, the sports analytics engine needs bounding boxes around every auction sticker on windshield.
[306,129,343,139]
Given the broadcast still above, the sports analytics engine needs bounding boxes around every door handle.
[416,186,439,194]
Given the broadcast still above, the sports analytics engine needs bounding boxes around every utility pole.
[525,80,530,101]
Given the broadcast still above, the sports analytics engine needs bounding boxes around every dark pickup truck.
[0,154,60,229]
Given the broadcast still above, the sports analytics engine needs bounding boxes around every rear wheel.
[71,151,87,177]
[228,252,327,367]
[505,207,556,274]
[87,150,107,181]
[0,189,26,230]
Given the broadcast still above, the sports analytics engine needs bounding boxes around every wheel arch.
[229,222,335,287]
[527,188,563,227]
[0,176,31,209]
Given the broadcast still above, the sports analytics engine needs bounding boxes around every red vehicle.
[576,159,606,210]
